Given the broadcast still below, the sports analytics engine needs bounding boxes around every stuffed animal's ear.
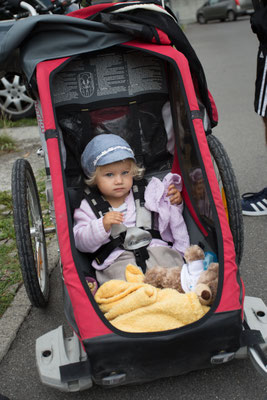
[194,283,212,306]
[184,245,205,263]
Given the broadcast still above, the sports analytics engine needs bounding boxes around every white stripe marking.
[258,57,267,115]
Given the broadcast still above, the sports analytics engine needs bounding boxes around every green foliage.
[0,168,52,317]
[0,134,16,152]
[0,191,20,316]
[0,118,37,129]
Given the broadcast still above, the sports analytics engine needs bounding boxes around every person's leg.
[95,251,139,285]
[146,246,184,270]
[263,116,267,145]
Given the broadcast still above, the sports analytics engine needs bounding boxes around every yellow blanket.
[94,265,209,333]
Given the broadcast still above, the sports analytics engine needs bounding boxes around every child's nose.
[115,174,122,184]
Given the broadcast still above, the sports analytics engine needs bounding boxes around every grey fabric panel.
[0,14,133,79]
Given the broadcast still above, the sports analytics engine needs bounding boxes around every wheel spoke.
[20,92,34,104]
[12,75,20,86]
[0,77,11,89]
[13,99,23,112]
[3,97,12,108]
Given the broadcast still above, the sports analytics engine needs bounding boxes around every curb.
[0,236,59,363]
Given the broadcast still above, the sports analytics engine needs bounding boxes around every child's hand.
[103,211,124,232]
[167,184,182,205]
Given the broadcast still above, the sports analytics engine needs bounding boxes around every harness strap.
[132,178,147,206]
[93,235,125,265]
[133,247,149,273]
[84,186,110,216]
[92,229,164,266]
[83,180,166,270]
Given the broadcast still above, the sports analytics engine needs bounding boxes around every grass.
[0,116,37,153]
[0,168,51,317]
[0,134,17,153]
[0,117,37,129]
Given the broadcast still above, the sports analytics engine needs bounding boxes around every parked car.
[196,0,254,24]
[0,0,79,120]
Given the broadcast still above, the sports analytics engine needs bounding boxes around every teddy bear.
[143,244,219,306]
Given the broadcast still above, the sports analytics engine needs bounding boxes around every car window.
[210,0,219,5]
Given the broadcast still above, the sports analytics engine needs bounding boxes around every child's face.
[95,159,133,205]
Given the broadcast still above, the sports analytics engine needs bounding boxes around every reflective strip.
[93,146,134,166]
[251,201,267,212]
[257,56,267,116]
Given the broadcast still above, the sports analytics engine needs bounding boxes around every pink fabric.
[74,191,134,270]
[73,173,188,270]
[144,173,190,255]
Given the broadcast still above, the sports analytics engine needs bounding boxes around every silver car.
[196,0,253,24]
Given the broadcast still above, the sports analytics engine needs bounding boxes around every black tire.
[207,134,244,265]
[227,10,236,21]
[197,14,206,24]
[12,159,49,307]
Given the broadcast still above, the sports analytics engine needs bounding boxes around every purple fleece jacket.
[73,173,189,271]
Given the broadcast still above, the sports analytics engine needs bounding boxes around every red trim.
[36,59,69,131]
[122,41,242,313]
[35,39,242,341]
[37,61,112,339]
[207,90,218,124]
[193,119,242,312]
[152,29,171,45]
[46,138,112,339]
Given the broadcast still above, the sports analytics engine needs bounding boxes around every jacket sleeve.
[73,199,110,253]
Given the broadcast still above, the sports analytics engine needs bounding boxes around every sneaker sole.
[242,209,267,216]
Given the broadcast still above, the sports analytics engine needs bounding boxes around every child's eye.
[122,170,129,176]
[105,173,113,177]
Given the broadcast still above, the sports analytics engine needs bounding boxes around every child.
[73,134,190,285]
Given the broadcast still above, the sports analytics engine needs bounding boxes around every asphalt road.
[0,17,266,400]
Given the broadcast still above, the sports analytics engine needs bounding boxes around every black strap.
[85,179,148,217]
[60,360,91,383]
[242,320,267,367]
[93,235,125,265]
[133,246,149,273]
[91,229,163,267]
[84,186,110,217]
[84,180,166,267]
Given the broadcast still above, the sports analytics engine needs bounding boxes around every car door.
[205,0,228,19]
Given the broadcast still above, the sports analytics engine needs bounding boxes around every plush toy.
[143,245,219,306]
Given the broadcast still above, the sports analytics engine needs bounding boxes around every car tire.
[227,10,236,22]
[197,14,206,24]
[0,73,35,120]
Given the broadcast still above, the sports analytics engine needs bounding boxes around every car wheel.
[197,14,206,24]
[227,10,236,21]
[0,73,35,120]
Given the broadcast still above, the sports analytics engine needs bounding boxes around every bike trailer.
[1,1,266,391]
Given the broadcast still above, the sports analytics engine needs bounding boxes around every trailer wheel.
[12,159,49,307]
[207,134,244,265]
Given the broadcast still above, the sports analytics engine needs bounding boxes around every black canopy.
[0,14,132,80]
